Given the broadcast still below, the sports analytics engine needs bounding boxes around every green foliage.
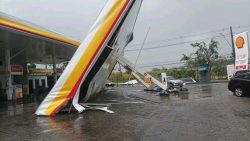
[148,67,197,80]
[180,39,234,80]
[211,58,232,79]
[191,40,219,71]
[109,72,134,83]
[181,40,220,79]
[165,67,196,79]
[149,68,163,78]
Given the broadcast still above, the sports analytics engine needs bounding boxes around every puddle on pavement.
[171,91,190,100]
[198,95,213,98]
[200,85,212,91]
[178,94,189,100]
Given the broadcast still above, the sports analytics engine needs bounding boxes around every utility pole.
[230,26,235,65]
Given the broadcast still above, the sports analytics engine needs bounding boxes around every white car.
[167,76,184,87]
[119,80,138,86]
[106,81,115,87]
[125,80,138,85]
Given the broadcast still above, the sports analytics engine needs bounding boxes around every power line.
[125,26,250,68]
[128,25,250,47]
[128,28,227,47]
[139,62,185,68]
[125,33,232,52]
[125,30,247,53]
[137,52,233,68]
[139,60,183,65]
[139,60,182,67]
[233,25,250,29]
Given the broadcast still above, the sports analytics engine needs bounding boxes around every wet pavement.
[1,83,250,141]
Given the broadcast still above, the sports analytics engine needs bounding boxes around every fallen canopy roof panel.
[35,0,143,116]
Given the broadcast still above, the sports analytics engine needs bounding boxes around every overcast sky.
[1,0,250,71]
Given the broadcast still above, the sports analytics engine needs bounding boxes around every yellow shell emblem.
[236,36,245,49]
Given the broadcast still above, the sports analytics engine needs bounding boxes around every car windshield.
[235,72,250,79]
[168,77,176,80]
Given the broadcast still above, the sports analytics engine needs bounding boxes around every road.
[1,83,250,141]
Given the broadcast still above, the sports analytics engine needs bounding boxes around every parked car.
[180,77,196,85]
[119,80,138,86]
[228,71,250,97]
[167,76,184,88]
[233,70,250,77]
[105,81,115,87]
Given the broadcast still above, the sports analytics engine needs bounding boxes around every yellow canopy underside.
[0,17,80,47]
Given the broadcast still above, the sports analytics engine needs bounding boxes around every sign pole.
[230,26,235,67]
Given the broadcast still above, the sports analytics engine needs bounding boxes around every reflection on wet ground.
[1,83,250,141]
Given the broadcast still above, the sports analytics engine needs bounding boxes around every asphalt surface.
[1,83,250,141]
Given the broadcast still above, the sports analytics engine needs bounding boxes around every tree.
[192,40,219,72]
[181,54,198,68]
[182,40,219,79]
[149,68,162,78]
[181,54,198,80]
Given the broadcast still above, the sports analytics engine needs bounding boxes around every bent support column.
[113,53,168,91]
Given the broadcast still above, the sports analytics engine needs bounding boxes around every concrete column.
[4,33,13,100]
[22,46,29,96]
[52,44,57,84]
[45,78,48,88]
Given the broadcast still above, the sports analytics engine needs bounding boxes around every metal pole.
[230,26,235,66]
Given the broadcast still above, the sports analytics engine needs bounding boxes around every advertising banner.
[234,32,249,71]
[28,68,52,76]
[11,65,23,75]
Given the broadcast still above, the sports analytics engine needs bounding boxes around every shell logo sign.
[235,36,245,49]
[234,32,249,71]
